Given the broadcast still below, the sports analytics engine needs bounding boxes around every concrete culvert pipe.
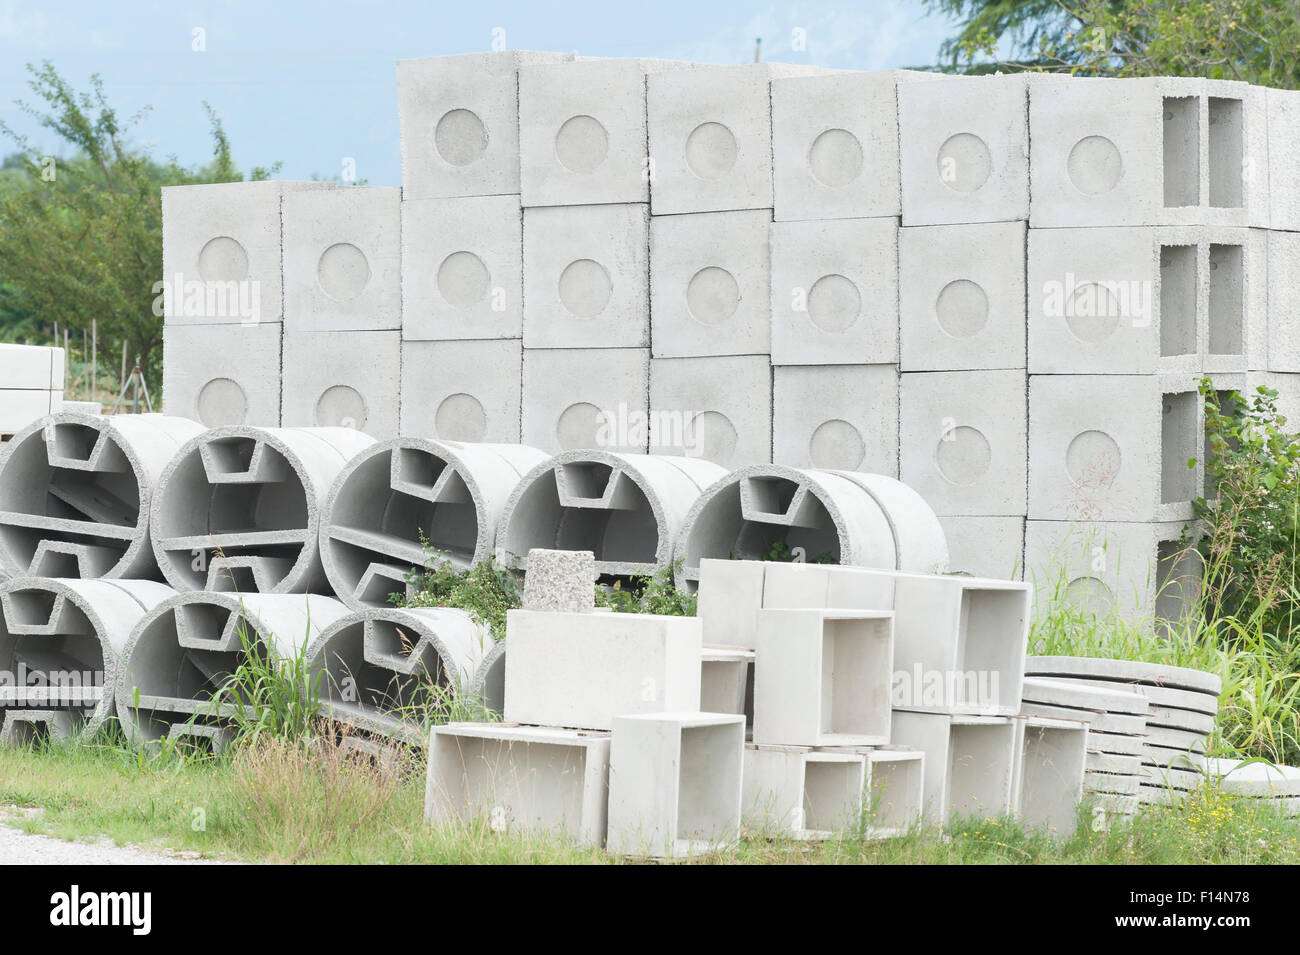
[150,426,376,593]
[115,591,348,748]
[306,607,493,744]
[320,438,547,610]
[0,576,176,744]
[470,638,506,715]
[673,465,949,590]
[496,450,727,579]
[0,412,204,579]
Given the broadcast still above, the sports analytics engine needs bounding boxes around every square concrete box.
[607,711,745,858]
[700,646,754,724]
[899,369,1027,516]
[0,344,63,390]
[773,364,899,474]
[522,347,649,454]
[889,710,1018,825]
[742,745,866,839]
[161,180,332,326]
[939,516,1025,581]
[815,745,926,837]
[1267,230,1300,371]
[425,723,610,847]
[280,329,399,438]
[518,58,692,207]
[899,221,1026,371]
[647,62,823,216]
[649,356,771,468]
[752,608,894,747]
[1028,373,1203,523]
[503,609,702,730]
[400,338,521,443]
[649,210,771,358]
[1014,715,1089,834]
[523,204,649,349]
[1029,77,1269,228]
[770,217,898,365]
[696,558,767,649]
[162,322,281,427]
[402,195,523,341]
[397,51,569,200]
[1267,88,1300,231]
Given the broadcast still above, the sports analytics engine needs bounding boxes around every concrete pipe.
[825,470,949,575]
[150,426,376,593]
[0,412,204,579]
[320,438,547,610]
[115,591,348,748]
[306,607,493,743]
[496,450,726,579]
[470,639,506,715]
[0,576,176,744]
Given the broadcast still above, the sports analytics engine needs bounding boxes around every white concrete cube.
[399,339,521,443]
[814,744,926,836]
[0,391,61,434]
[700,646,754,723]
[521,347,649,454]
[696,558,767,649]
[889,710,1018,825]
[742,745,866,838]
[280,330,399,438]
[649,356,772,467]
[1014,716,1089,834]
[162,322,281,427]
[772,364,898,473]
[938,516,1025,580]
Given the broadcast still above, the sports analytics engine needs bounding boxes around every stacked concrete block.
[522,548,596,613]
[1198,758,1300,817]
[889,710,1018,825]
[522,348,649,454]
[700,645,754,726]
[815,745,926,836]
[939,516,1025,580]
[163,322,283,428]
[281,330,400,438]
[649,355,771,467]
[400,339,522,443]
[0,345,64,436]
[1265,230,1300,371]
[772,364,898,474]
[741,745,866,839]
[1267,88,1300,231]
[1013,714,1089,833]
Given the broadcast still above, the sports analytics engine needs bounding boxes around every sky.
[0,0,962,186]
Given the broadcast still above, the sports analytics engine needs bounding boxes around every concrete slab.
[162,322,282,427]
[938,516,1024,580]
[522,348,649,454]
[280,329,400,439]
[772,364,898,474]
[648,356,772,467]
[400,339,522,443]
[1022,671,1220,715]
[1022,676,1151,716]
[1026,655,1221,696]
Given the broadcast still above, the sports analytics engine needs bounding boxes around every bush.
[596,560,697,616]
[398,542,522,641]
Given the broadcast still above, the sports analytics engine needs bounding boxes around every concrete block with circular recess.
[162,322,283,428]
[282,186,401,333]
[938,516,1025,580]
[522,204,649,349]
[400,339,521,443]
[649,356,770,468]
[281,330,399,438]
[900,369,1027,517]
[522,348,649,455]
[772,364,898,474]
[770,217,898,365]
[899,221,1026,371]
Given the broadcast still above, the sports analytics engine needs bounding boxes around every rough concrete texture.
[150,425,376,593]
[742,745,866,839]
[1014,716,1088,833]
[523,203,650,349]
[497,449,724,579]
[700,645,753,722]
[282,186,401,333]
[1267,88,1300,231]
[899,221,1026,371]
[470,638,506,713]
[1267,231,1300,371]
[889,711,1018,826]
[1021,676,1152,716]
[401,195,523,341]
[0,344,64,390]
[0,412,203,579]
[0,391,63,435]
[1246,372,1300,424]
[770,217,898,365]
[400,338,522,443]
[320,436,546,609]
[162,322,283,428]
[938,516,1025,580]
[522,347,649,454]
[649,356,772,467]
[522,548,596,612]
[280,329,400,438]
[772,364,897,474]
[1026,655,1222,696]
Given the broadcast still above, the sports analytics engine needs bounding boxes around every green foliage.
[206,615,322,748]
[596,560,697,617]
[759,540,836,564]
[398,542,522,642]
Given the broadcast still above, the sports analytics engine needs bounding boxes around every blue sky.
[0,0,961,185]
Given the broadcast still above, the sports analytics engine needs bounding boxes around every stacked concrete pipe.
[0,412,204,579]
[150,425,375,593]
[320,437,547,609]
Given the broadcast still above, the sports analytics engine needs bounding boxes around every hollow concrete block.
[648,356,771,467]
[280,329,400,438]
[1014,715,1089,834]
[0,344,63,390]
[742,745,866,839]
[938,516,1025,580]
[1267,230,1300,371]
[772,364,898,474]
[522,347,649,454]
[1245,371,1300,424]
[888,710,1018,825]
[400,339,522,443]
[696,558,767,649]
[700,645,753,725]
[162,322,282,427]
[814,744,926,836]
[1267,88,1300,231]
[522,548,596,613]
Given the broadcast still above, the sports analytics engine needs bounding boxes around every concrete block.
[648,356,771,467]
[1267,230,1300,370]
[523,204,649,349]
[939,516,1024,580]
[522,348,649,454]
[162,322,282,427]
[503,609,702,730]
[1023,700,1145,736]
[889,711,1018,825]
[607,711,745,858]
[1267,88,1300,230]
[397,51,568,200]
[523,548,596,613]
[742,745,865,838]
[1014,716,1088,833]
[0,391,62,435]
[1,710,76,746]
[770,217,898,365]
[649,210,771,358]
[1246,372,1300,425]
[696,558,766,649]
[0,344,62,390]
[813,744,926,835]
[700,646,753,723]
[401,195,523,341]
[426,722,610,846]
[772,364,898,473]
[1022,676,1152,717]
[280,330,399,438]
[400,339,522,443]
[900,369,1028,516]
[899,222,1026,371]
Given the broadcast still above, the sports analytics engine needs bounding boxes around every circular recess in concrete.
[437,251,491,307]
[934,425,992,485]
[555,114,609,173]
[684,121,738,180]
[197,236,250,283]
[1064,281,1121,342]
[685,411,739,466]
[435,108,489,166]
[1066,429,1122,487]
[806,273,862,333]
[557,402,605,450]
[1063,575,1116,617]
[808,127,864,187]
[558,258,613,318]
[435,393,487,442]
[809,419,866,470]
[196,378,248,427]
[1067,135,1123,195]
[935,278,989,338]
[315,385,368,430]
[317,243,371,302]
[686,266,740,325]
[936,133,992,193]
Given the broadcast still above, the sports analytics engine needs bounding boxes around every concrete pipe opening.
[470,639,506,715]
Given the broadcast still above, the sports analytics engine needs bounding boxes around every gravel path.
[0,808,227,865]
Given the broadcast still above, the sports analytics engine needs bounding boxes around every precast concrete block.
[770,217,898,365]
[426,722,610,846]
[522,348,649,454]
[772,364,898,474]
[162,322,282,427]
[523,548,596,613]
[900,369,1028,516]
[648,356,772,467]
[742,745,865,839]
[1267,88,1300,231]
[695,558,766,649]
[938,516,1024,580]
[700,645,753,725]
[523,203,649,348]
[889,711,1018,825]
[813,744,926,836]
[1022,700,1144,736]
[0,344,63,390]
[0,392,61,435]
[401,195,523,340]
[899,221,1026,371]
[1245,371,1300,424]
[400,338,522,443]
[280,329,399,438]
[1021,676,1152,717]
[607,711,745,858]
[1013,715,1089,833]
[1267,231,1300,371]
[470,639,506,713]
